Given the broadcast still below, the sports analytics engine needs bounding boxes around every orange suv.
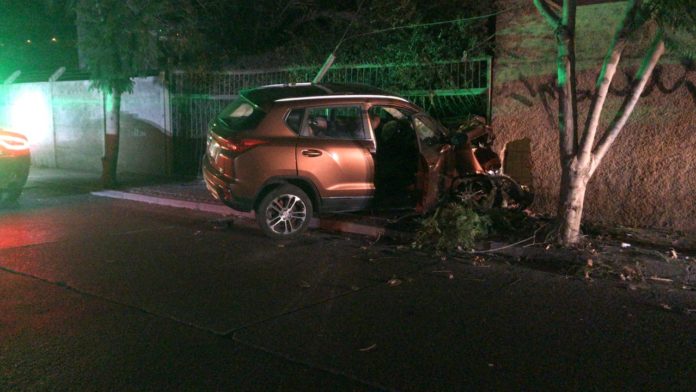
[203,83,456,238]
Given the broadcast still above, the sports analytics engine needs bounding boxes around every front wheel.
[256,184,313,239]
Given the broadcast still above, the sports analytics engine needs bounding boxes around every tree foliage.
[191,0,496,68]
[642,0,696,58]
[74,0,197,93]
[413,203,492,254]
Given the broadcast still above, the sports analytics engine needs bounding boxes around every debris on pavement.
[299,280,312,288]
[648,276,674,284]
[359,344,377,352]
[669,249,679,259]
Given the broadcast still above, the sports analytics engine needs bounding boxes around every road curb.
[91,190,391,238]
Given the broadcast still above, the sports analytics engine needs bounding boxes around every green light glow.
[105,93,114,112]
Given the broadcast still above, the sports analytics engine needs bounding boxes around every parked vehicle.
[0,129,30,206]
[203,83,529,238]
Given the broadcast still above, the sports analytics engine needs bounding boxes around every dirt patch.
[469,224,696,292]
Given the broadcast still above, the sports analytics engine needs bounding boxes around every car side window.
[304,106,366,140]
[285,108,304,134]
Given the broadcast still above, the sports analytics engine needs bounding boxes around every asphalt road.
[1,177,695,390]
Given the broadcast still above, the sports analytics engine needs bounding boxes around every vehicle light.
[207,138,221,159]
[0,132,30,155]
[222,138,268,154]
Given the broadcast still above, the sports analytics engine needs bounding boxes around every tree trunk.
[102,88,121,189]
[558,160,590,245]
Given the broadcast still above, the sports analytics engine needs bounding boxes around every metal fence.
[169,57,491,175]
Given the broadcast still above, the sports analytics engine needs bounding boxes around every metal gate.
[169,57,491,176]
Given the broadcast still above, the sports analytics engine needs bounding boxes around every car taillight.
[221,138,268,154]
[0,132,30,156]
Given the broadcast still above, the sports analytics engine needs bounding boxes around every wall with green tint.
[493,0,696,233]
[495,1,628,82]
[0,77,172,175]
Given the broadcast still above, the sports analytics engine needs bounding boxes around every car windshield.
[217,96,266,132]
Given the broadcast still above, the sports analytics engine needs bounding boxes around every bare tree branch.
[555,0,577,159]
[577,0,641,167]
[591,31,666,175]
[534,0,561,27]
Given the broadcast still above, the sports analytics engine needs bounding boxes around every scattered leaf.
[359,344,377,352]
[299,280,311,288]
[621,242,631,248]
[669,249,678,259]
[387,278,402,287]
[586,258,593,268]
[472,255,487,266]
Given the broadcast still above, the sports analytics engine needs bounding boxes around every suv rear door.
[295,105,375,211]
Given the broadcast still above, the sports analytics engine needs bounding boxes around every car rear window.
[217,97,266,132]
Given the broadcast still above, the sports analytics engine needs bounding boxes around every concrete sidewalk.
[24,167,397,238]
[95,180,405,238]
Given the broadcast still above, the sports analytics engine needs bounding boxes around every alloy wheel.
[264,194,308,235]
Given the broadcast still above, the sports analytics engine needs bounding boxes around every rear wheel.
[256,184,313,239]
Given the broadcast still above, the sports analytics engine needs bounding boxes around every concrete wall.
[493,0,696,233]
[51,80,104,172]
[120,77,172,175]
[0,76,172,176]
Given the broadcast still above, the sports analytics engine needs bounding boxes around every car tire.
[256,184,313,239]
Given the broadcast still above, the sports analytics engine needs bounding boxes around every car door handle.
[302,149,322,157]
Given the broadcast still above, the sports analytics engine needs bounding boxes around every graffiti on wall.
[506,62,696,129]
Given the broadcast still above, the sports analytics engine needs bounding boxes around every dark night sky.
[0,0,78,76]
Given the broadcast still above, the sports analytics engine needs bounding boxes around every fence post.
[161,71,173,177]
[486,56,493,124]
